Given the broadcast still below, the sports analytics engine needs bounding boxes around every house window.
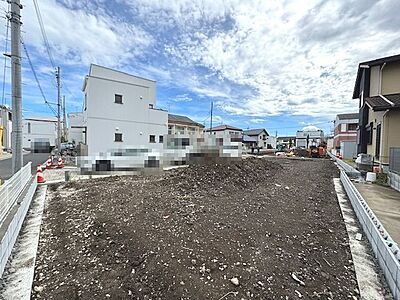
[149,135,156,143]
[149,104,154,109]
[114,133,123,142]
[375,124,381,159]
[159,135,164,143]
[114,94,123,104]
[28,122,31,134]
[168,125,173,135]
[348,123,357,131]
[366,122,373,145]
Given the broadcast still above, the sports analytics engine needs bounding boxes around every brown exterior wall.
[382,61,400,95]
[382,110,400,165]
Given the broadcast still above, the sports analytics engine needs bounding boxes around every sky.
[0,0,399,136]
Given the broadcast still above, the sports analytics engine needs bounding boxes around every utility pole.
[63,95,67,141]
[209,101,213,135]
[56,66,61,153]
[10,0,23,174]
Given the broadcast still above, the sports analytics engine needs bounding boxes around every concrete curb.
[0,176,37,278]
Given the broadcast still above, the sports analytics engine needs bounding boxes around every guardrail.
[328,151,360,177]
[340,170,400,299]
[0,162,32,224]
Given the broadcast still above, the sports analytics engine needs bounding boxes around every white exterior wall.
[296,130,324,148]
[68,112,85,144]
[209,129,242,138]
[0,107,12,150]
[22,118,57,149]
[84,65,168,155]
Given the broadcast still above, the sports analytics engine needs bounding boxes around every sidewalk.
[354,182,400,244]
[0,152,11,161]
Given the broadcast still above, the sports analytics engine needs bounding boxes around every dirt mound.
[32,157,358,299]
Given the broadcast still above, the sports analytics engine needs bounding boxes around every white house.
[82,64,168,155]
[168,114,204,136]
[0,105,12,151]
[68,112,85,144]
[204,125,243,138]
[296,125,324,148]
[22,116,58,149]
[243,128,277,149]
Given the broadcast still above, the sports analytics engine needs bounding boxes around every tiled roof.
[242,135,258,142]
[205,124,242,132]
[365,93,400,110]
[168,114,204,128]
[337,113,359,120]
[243,128,269,136]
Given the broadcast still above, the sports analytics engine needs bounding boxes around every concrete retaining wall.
[388,171,400,192]
[340,171,400,299]
[0,177,37,277]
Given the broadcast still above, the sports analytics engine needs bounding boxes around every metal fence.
[389,147,400,174]
[0,162,32,224]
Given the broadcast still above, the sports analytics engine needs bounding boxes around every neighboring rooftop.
[243,128,269,136]
[337,113,359,120]
[365,93,400,111]
[205,125,242,132]
[168,114,204,128]
[242,135,258,143]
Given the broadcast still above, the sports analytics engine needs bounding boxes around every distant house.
[353,54,400,171]
[242,134,258,149]
[168,114,204,135]
[0,105,12,151]
[82,64,168,155]
[296,126,324,148]
[277,136,296,148]
[68,112,85,144]
[22,116,58,150]
[204,125,242,138]
[243,128,276,149]
[333,113,358,159]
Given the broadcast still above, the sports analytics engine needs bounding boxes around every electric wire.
[32,0,55,70]
[21,38,58,117]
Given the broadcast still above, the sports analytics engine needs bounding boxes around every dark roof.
[242,135,258,143]
[353,54,400,99]
[365,93,400,111]
[277,136,296,140]
[205,124,242,132]
[168,114,204,128]
[243,128,269,136]
[337,113,359,120]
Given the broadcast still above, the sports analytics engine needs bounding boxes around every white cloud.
[22,0,153,67]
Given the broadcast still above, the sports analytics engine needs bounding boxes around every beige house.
[353,54,400,170]
[168,114,204,135]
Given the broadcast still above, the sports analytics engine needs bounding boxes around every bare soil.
[32,157,359,299]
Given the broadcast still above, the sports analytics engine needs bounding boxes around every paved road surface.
[0,152,50,181]
[354,182,400,244]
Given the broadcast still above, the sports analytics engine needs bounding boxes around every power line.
[21,38,57,116]
[32,0,55,70]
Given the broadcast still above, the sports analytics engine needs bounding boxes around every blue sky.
[1,0,399,136]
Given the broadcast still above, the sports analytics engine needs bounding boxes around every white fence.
[340,170,400,299]
[328,151,360,176]
[0,162,32,224]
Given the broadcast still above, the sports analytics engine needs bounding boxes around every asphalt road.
[0,152,50,181]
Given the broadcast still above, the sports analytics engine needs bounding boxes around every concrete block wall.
[0,178,37,277]
[388,171,400,192]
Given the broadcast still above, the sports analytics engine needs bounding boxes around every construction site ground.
[32,157,360,299]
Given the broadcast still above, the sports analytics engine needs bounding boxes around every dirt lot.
[32,157,359,299]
